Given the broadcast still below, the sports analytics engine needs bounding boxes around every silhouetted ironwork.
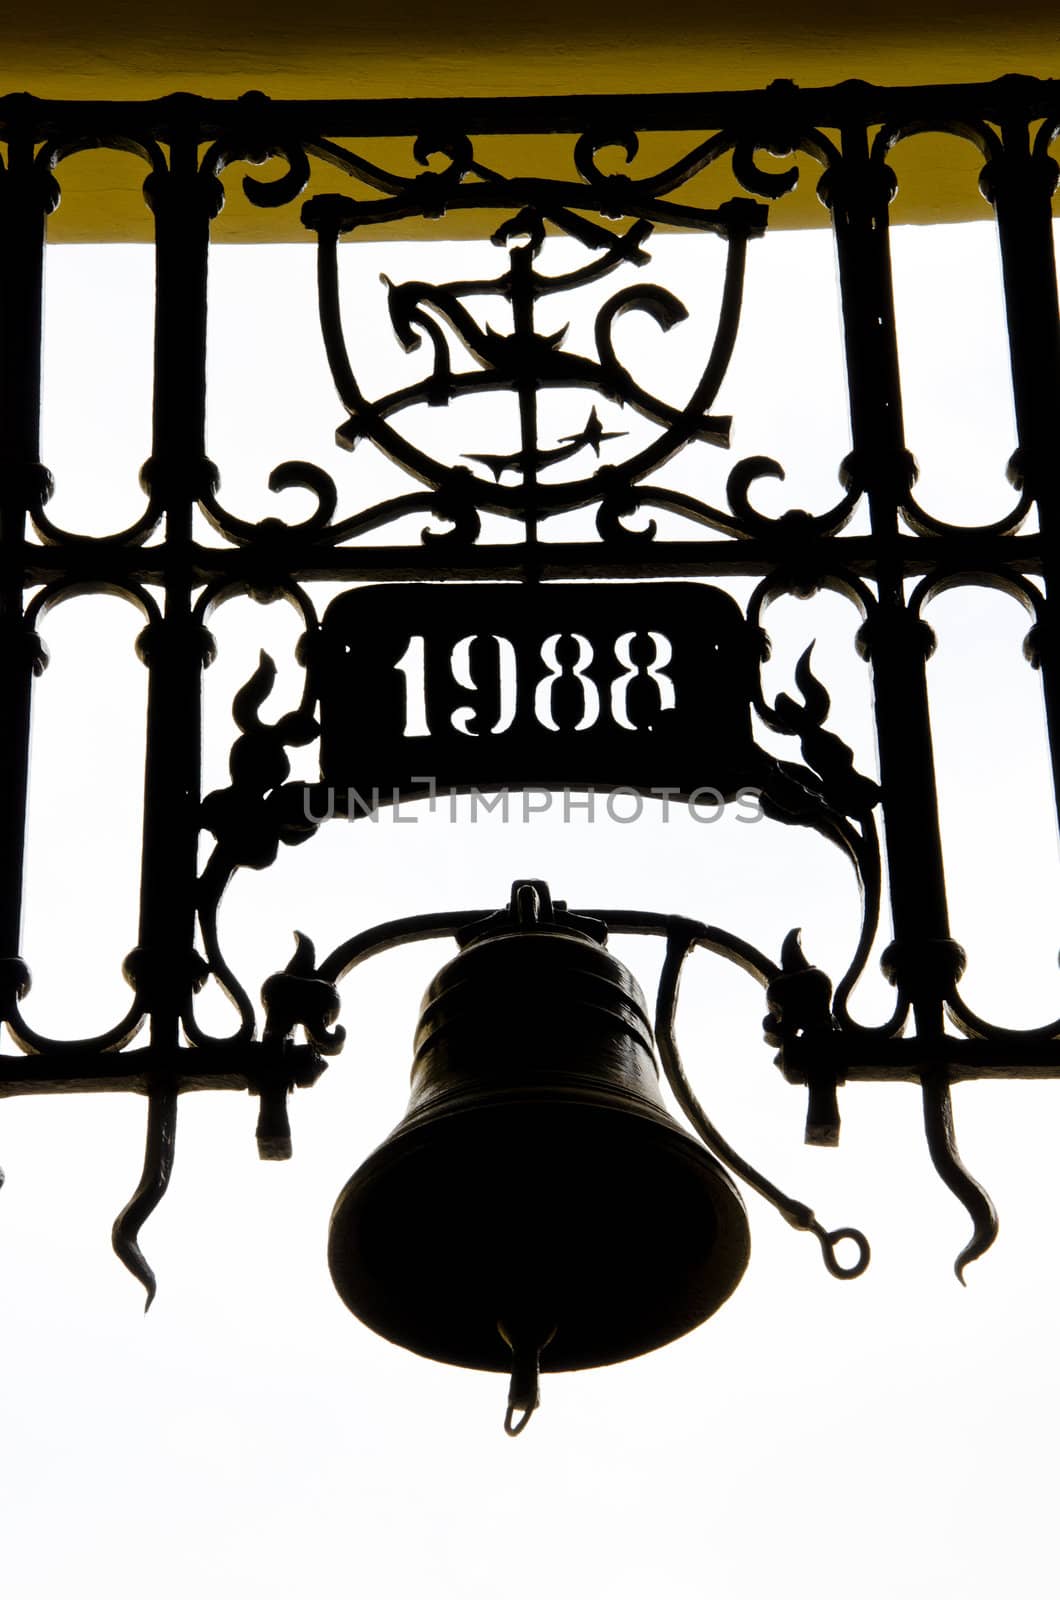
[0,76,1058,1303]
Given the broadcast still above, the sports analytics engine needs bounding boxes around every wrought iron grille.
[2,75,1059,1298]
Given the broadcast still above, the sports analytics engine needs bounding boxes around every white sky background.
[1,206,1059,1598]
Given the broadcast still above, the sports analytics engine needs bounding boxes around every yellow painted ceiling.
[4,2,1058,238]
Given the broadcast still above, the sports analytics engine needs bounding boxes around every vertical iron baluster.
[0,121,53,1005]
[822,123,962,1039]
[981,122,1060,834]
[114,120,222,1294]
[825,121,991,1275]
[136,123,220,1042]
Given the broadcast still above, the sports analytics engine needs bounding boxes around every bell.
[328,881,750,1433]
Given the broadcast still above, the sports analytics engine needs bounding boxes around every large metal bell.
[328,881,750,1432]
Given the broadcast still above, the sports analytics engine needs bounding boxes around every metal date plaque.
[314,582,764,808]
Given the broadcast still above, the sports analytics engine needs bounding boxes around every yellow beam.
[4,2,1057,238]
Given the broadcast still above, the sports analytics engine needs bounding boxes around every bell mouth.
[328,1090,750,1374]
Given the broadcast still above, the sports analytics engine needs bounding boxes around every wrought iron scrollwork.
[3,78,1060,1300]
[294,190,766,559]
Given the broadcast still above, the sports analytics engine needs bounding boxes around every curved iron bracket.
[654,922,869,1280]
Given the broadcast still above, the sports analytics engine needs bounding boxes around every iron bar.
[3,76,1060,141]
[986,120,1060,837]
[0,117,50,984]
[825,122,958,1045]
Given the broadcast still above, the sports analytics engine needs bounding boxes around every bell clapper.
[498,1316,556,1437]
[503,1347,538,1437]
